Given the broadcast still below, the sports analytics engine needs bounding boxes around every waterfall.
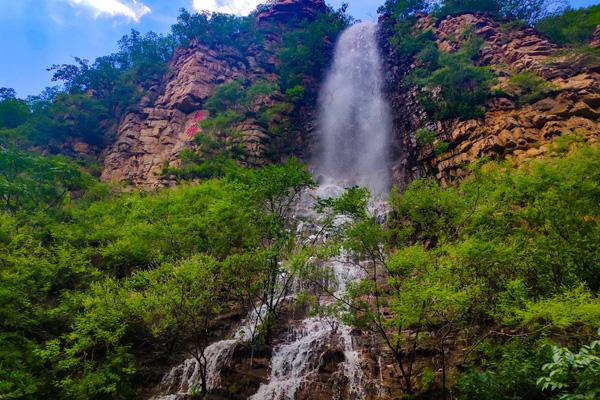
[154,21,392,400]
[316,22,392,194]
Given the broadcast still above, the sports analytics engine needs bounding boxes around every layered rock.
[100,44,269,187]
[101,0,325,188]
[383,13,600,188]
[591,25,600,48]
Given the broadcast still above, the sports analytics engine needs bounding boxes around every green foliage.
[284,85,306,104]
[513,286,600,328]
[457,339,551,400]
[0,146,92,213]
[49,30,174,118]
[0,91,30,129]
[411,38,496,120]
[278,5,352,93]
[435,140,450,155]
[377,0,434,63]
[315,144,600,395]
[0,154,314,398]
[167,78,297,179]
[502,72,556,104]
[170,8,257,50]
[536,5,600,45]
[377,0,427,19]
[415,129,436,146]
[432,0,560,22]
[432,0,502,17]
[537,330,600,399]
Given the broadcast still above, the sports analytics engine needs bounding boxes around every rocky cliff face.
[383,13,600,188]
[100,43,274,187]
[100,0,325,188]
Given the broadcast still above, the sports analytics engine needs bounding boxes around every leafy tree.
[170,8,258,51]
[142,256,228,394]
[0,89,30,129]
[234,158,315,342]
[278,5,353,93]
[0,146,91,213]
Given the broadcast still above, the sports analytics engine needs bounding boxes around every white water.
[154,305,268,398]
[250,187,367,400]
[316,22,392,195]
[155,21,392,400]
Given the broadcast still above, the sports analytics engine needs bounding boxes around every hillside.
[0,0,599,399]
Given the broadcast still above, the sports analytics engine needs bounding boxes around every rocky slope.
[100,1,324,188]
[100,5,599,190]
[383,13,600,188]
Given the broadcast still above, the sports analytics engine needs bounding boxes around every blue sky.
[0,0,597,98]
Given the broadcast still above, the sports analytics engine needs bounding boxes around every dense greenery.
[411,36,496,120]
[2,1,600,399]
[380,1,599,122]
[0,152,315,398]
[277,4,352,95]
[303,141,600,397]
[536,5,600,45]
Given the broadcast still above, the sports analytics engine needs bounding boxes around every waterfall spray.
[316,22,392,194]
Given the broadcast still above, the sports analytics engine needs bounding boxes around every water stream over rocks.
[153,20,392,400]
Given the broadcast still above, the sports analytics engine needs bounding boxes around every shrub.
[536,5,600,45]
[411,38,495,120]
[456,339,550,400]
[435,141,450,155]
[502,72,555,104]
[415,128,437,145]
[537,330,600,399]
[277,5,352,93]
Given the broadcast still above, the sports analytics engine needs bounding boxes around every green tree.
[0,147,91,213]
[142,256,227,394]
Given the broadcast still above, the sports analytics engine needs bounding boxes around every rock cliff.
[382,13,600,188]
[100,0,326,187]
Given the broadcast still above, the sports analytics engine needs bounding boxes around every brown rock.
[99,26,288,188]
[591,26,600,48]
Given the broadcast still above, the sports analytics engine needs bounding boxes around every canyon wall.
[100,1,324,188]
[382,13,599,189]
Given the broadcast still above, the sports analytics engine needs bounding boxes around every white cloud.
[66,0,151,21]
[192,0,262,16]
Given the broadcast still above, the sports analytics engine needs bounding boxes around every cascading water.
[153,20,392,400]
[316,21,392,194]
[251,22,393,398]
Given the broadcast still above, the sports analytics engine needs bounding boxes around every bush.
[502,72,555,104]
[411,38,495,120]
[536,5,600,45]
[435,140,450,155]
[456,339,550,400]
[537,330,600,399]
[415,128,437,145]
[278,5,352,93]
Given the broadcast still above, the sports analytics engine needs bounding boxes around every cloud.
[192,0,262,16]
[66,0,151,21]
